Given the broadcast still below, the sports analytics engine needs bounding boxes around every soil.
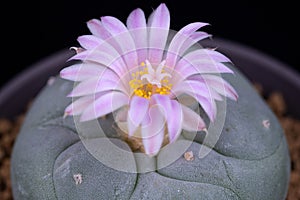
[0,85,299,200]
[0,115,24,200]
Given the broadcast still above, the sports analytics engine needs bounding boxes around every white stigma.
[141,60,171,88]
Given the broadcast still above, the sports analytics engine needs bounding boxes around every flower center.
[129,60,172,99]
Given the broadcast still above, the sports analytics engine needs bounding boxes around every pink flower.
[60,3,238,156]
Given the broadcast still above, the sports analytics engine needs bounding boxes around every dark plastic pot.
[1,38,299,118]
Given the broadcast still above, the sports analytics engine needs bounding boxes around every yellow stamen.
[129,61,172,99]
[130,83,171,99]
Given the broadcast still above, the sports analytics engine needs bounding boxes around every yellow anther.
[129,62,172,99]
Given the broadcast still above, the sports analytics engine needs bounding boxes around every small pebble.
[262,120,270,129]
[73,173,83,185]
[184,151,194,161]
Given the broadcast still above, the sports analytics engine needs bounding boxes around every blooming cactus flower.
[60,3,238,156]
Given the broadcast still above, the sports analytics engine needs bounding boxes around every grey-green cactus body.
[11,65,290,200]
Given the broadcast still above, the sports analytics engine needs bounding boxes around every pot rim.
[206,38,300,87]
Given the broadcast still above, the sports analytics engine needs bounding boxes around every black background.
[2,0,299,88]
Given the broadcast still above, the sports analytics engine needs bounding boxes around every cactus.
[11,65,290,199]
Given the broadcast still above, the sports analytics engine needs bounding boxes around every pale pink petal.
[93,42,129,76]
[71,34,130,77]
[182,49,231,63]
[147,7,155,26]
[186,75,224,101]
[101,16,138,70]
[167,100,183,142]
[171,48,233,83]
[151,94,169,117]
[141,105,165,156]
[166,22,209,68]
[88,17,125,56]
[68,78,126,97]
[127,8,148,63]
[69,49,113,64]
[127,96,149,136]
[175,57,234,79]
[171,80,216,121]
[194,94,217,121]
[101,16,128,34]
[64,95,95,116]
[127,8,147,29]
[152,94,182,143]
[87,19,111,39]
[171,78,222,101]
[148,3,170,29]
[179,32,211,55]
[171,66,195,82]
[60,62,106,81]
[174,86,216,121]
[201,75,238,100]
[180,23,209,35]
[98,68,123,83]
[115,107,128,122]
[172,80,211,99]
[181,105,206,132]
[69,50,126,77]
[80,91,129,121]
[190,31,212,41]
[207,88,223,101]
[77,35,103,50]
[148,3,170,64]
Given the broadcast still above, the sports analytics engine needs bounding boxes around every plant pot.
[1,38,296,199]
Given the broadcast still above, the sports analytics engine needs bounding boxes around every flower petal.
[69,49,126,77]
[194,94,217,121]
[141,104,165,156]
[64,94,100,116]
[167,100,183,142]
[101,16,138,70]
[152,94,183,143]
[181,105,206,132]
[185,75,224,101]
[148,3,170,64]
[151,94,169,117]
[68,78,126,97]
[60,62,106,82]
[127,96,149,136]
[174,56,233,80]
[69,50,113,63]
[166,22,209,68]
[172,80,211,100]
[182,49,231,63]
[101,16,128,35]
[171,80,216,121]
[127,8,148,63]
[148,3,170,29]
[80,91,129,121]
[177,32,211,56]
[127,8,147,29]
[201,75,238,100]
[87,19,111,39]
[77,35,103,50]
[189,31,212,43]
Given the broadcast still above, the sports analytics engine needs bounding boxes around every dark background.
[2,0,299,88]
